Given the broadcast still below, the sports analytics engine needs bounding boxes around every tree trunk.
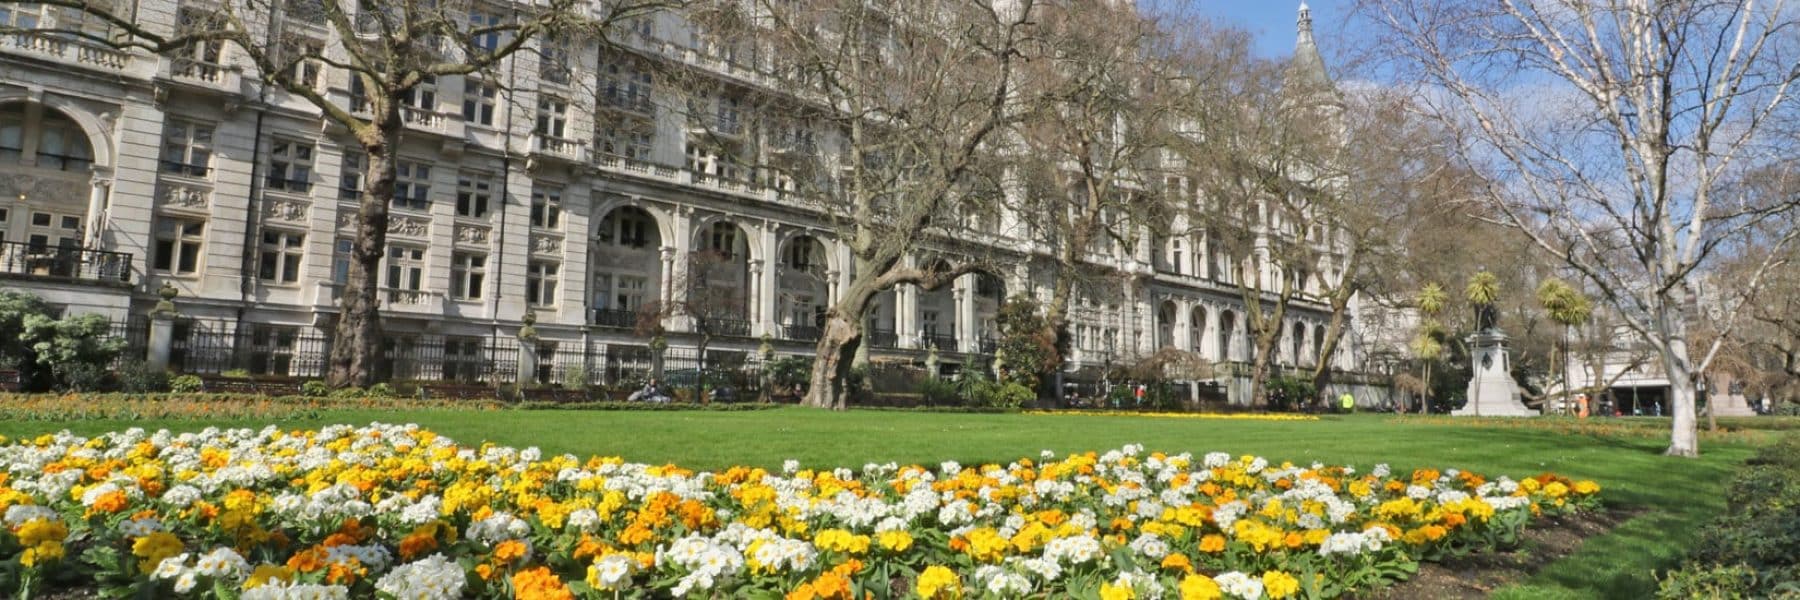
[1662,321,1700,457]
[327,139,396,388]
[804,313,862,410]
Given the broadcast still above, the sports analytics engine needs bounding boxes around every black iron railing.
[783,324,822,341]
[923,330,957,352]
[868,328,899,349]
[704,318,752,337]
[591,308,639,329]
[0,241,131,284]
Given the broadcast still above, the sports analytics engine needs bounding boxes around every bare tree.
[1007,1,1183,393]
[6,0,669,387]
[1362,0,1800,455]
[691,0,1036,409]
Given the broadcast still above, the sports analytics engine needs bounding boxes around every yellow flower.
[243,564,294,590]
[15,518,68,547]
[916,565,961,600]
[1100,581,1137,600]
[132,531,185,572]
[20,541,64,567]
[1262,570,1300,599]
[1572,480,1601,495]
[877,530,913,553]
[1179,574,1223,600]
[1544,481,1570,499]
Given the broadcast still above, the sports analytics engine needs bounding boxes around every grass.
[0,408,1770,599]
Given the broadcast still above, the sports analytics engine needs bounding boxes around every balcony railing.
[867,328,899,349]
[3,31,129,70]
[401,106,448,131]
[978,336,998,354]
[922,331,957,352]
[591,308,639,329]
[0,241,132,285]
[168,57,228,83]
[382,287,442,308]
[702,318,752,337]
[783,323,822,342]
[533,134,585,161]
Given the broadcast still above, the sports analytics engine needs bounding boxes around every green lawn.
[0,408,1763,599]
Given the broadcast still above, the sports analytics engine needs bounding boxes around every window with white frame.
[400,75,436,110]
[450,251,485,300]
[468,8,503,52]
[152,217,205,275]
[331,237,353,283]
[349,75,371,113]
[277,36,325,89]
[172,7,224,68]
[535,96,568,139]
[526,260,559,306]
[540,35,571,85]
[455,172,492,218]
[384,245,425,290]
[338,152,364,200]
[601,60,653,113]
[258,229,305,283]
[266,139,314,192]
[530,186,561,229]
[598,120,654,161]
[461,79,499,126]
[393,161,431,211]
[159,120,213,177]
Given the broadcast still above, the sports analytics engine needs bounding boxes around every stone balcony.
[159,57,243,94]
[1,31,131,72]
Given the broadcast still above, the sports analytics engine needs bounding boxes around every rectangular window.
[384,245,425,290]
[615,275,647,311]
[266,139,314,192]
[535,96,568,139]
[601,60,653,113]
[530,186,561,229]
[331,237,353,283]
[455,172,492,218]
[540,35,571,85]
[450,251,486,300]
[349,75,370,113]
[338,152,365,200]
[461,80,499,126]
[526,261,559,306]
[598,120,653,161]
[257,229,305,283]
[393,161,431,211]
[159,120,213,177]
[278,36,325,89]
[468,9,502,51]
[152,217,205,275]
[401,75,437,110]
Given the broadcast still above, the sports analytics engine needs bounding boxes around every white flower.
[194,547,249,581]
[376,554,466,600]
[1215,571,1264,600]
[590,554,637,590]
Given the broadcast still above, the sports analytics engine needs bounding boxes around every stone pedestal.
[147,315,174,372]
[1456,329,1536,417]
[1708,373,1758,417]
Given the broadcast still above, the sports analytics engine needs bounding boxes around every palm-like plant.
[1411,282,1447,413]
[1537,279,1592,415]
[1466,271,1501,306]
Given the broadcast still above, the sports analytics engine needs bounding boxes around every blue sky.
[1148,0,1357,59]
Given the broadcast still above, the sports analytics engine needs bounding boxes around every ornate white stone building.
[0,1,1367,392]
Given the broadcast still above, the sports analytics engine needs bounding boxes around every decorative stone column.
[147,283,179,372]
[518,312,541,386]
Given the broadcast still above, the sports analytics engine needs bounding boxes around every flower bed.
[0,424,1599,599]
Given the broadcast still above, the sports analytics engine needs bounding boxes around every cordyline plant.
[4,0,672,387]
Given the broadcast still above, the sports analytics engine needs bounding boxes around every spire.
[1289,2,1332,90]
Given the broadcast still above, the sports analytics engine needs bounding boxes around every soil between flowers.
[1359,506,1640,599]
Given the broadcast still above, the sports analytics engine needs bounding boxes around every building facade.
[0,1,1366,393]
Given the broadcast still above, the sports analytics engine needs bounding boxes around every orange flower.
[511,567,576,600]
[285,547,327,573]
[1161,553,1195,574]
[492,539,531,564]
[1199,534,1227,553]
[398,530,438,560]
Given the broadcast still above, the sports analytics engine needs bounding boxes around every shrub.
[23,312,125,391]
[768,356,812,396]
[169,374,205,394]
[560,366,589,390]
[917,378,961,406]
[991,382,1035,409]
[367,383,397,398]
[1658,434,1800,598]
[115,361,171,393]
[299,380,330,397]
[329,386,367,399]
[221,368,253,379]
